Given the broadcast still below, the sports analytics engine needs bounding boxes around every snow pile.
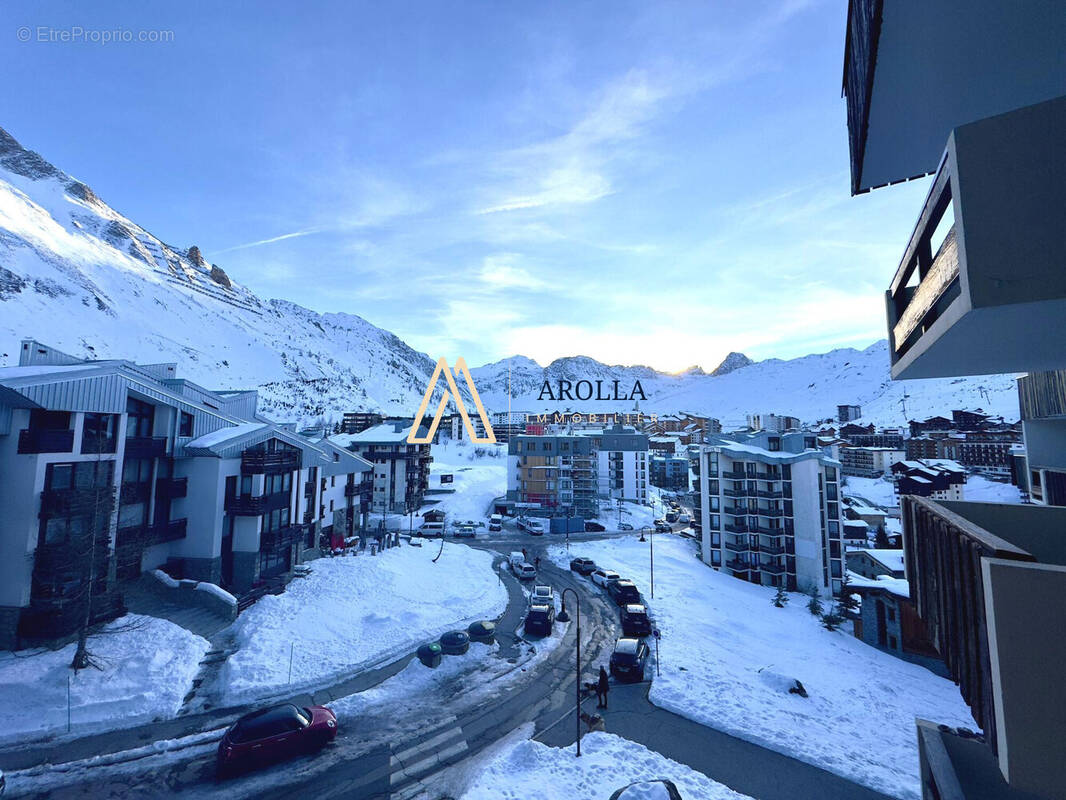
[548,536,976,800]
[460,732,750,800]
[0,615,208,743]
[964,476,1022,503]
[220,542,508,703]
[841,475,898,507]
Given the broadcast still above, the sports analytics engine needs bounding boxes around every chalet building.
[849,579,947,678]
[842,1,1066,795]
[846,548,905,580]
[891,460,966,501]
[694,439,845,595]
[908,416,953,437]
[839,446,906,477]
[837,404,862,423]
[0,340,372,649]
[905,436,939,461]
[838,422,874,440]
[333,422,432,517]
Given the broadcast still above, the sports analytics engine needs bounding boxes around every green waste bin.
[417,642,442,668]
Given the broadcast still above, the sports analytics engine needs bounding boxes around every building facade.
[333,422,432,516]
[839,446,906,477]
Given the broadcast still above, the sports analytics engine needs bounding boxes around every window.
[887,607,896,622]
[782,464,791,480]
[179,412,194,437]
[82,413,117,454]
[768,437,781,452]
[711,551,721,566]
[123,458,152,485]
[825,466,837,482]
[126,397,155,438]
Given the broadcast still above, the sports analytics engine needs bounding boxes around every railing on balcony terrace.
[120,482,151,506]
[156,477,188,499]
[758,561,786,575]
[723,539,750,553]
[18,428,75,455]
[225,494,266,516]
[344,483,360,497]
[723,523,748,534]
[901,496,1036,758]
[723,506,749,517]
[758,543,786,556]
[260,524,304,551]
[722,469,746,480]
[241,449,302,474]
[146,518,188,545]
[39,486,115,517]
[1018,370,1066,421]
[725,559,750,572]
[124,436,168,460]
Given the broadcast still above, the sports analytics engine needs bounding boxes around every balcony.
[756,490,783,499]
[725,559,750,572]
[842,0,1066,195]
[40,486,114,517]
[304,480,316,497]
[18,428,75,455]
[722,469,746,480]
[225,494,266,516]
[146,518,187,545]
[723,506,748,517]
[723,539,750,553]
[156,477,188,499]
[756,507,784,518]
[344,482,360,498]
[120,482,151,506]
[758,543,786,556]
[886,96,1066,380]
[124,436,168,460]
[723,523,748,534]
[758,561,785,575]
[722,488,751,499]
[903,497,1066,796]
[260,525,303,551]
[241,449,302,474]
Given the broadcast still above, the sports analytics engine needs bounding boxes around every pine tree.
[821,604,845,631]
[837,571,860,613]
[771,584,789,608]
[874,525,890,549]
[806,586,823,616]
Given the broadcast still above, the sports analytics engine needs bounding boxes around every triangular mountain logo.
[408,357,497,444]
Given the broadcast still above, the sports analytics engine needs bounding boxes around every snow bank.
[0,615,208,744]
[194,581,237,607]
[964,475,1022,503]
[549,536,976,800]
[419,439,506,524]
[460,732,750,800]
[220,541,508,703]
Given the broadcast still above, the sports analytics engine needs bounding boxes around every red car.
[217,703,337,775]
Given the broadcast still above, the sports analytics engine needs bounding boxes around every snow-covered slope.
[0,126,1020,427]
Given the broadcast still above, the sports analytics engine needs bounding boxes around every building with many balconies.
[0,339,373,649]
[332,422,432,517]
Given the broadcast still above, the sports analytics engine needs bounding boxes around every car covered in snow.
[217,703,337,776]
[530,584,554,604]
[569,557,596,575]
[515,562,537,581]
[620,603,652,637]
[523,603,555,636]
[591,568,621,588]
[609,638,649,683]
[607,579,642,607]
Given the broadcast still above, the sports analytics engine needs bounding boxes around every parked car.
[618,522,634,531]
[609,638,650,683]
[518,518,544,535]
[454,524,476,538]
[509,552,525,569]
[664,512,678,523]
[217,704,337,776]
[523,603,555,636]
[620,603,652,637]
[515,562,537,581]
[488,514,503,532]
[420,522,445,537]
[569,557,596,575]
[584,521,606,532]
[591,568,621,588]
[531,584,554,604]
[678,514,691,524]
[607,579,642,606]
[653,518,666,527]
[655,522,671,533]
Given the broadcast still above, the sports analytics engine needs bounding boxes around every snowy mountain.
[0,126,1021,428]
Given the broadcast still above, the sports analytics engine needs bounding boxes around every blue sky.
[3,0,931,372]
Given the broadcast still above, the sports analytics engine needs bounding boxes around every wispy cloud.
[215,227,323,254]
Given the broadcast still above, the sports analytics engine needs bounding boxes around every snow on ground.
[460,731,751,800]
[220,541,508,703]
[964,475,1022,503]
[548,536,976,800]
[420,439,506,523]
[841,475,898,508]
[0,615,208,745]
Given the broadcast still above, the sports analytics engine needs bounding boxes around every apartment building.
[0,340,372,649]
[746,413,801,433]
[333,422,432,516]
[340,412,383,435]
[848,431,905,449]
[839,445,905,477]
[488,410,526,443]
[1018,371,1066,506]
[585,425,649,505]
[694,439,845,596]
[506,434,598,519]
[891,460,966,501]
[842,2,1066,795]
[837,404,862,423]
[649,455,689,491]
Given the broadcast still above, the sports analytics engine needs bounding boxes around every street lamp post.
[557,587,582,757]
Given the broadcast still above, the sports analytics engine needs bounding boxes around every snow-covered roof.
[185,422,268,450]
[331,422,418,445]
[865,549,906,573]
[847,572,910,600]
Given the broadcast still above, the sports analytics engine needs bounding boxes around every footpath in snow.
[548,535,976,800]
[220,540,508,704]
[460,731,751,800]
[0,615,208,745]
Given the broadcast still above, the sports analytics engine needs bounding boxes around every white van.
[421,521,446,537]
[489,514,503,532]
[509,552,525,569]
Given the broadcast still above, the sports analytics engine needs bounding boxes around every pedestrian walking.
[596,665,610,709]
[534,556,541,570]
[522,547,528,561]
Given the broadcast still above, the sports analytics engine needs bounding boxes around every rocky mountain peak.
[710,351,754,377]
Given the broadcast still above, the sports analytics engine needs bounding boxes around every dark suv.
[569,557,596,575]
[620,603,652,637]
[609,638,649,683]
[524,603,555,636]
[606,579,641,607]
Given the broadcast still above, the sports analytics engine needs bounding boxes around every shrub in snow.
[837,574,860,613]
[771,584,789,608]
[806,586,823,616]
[821,606,846,632]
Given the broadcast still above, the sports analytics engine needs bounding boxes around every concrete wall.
[791,458,825,593]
